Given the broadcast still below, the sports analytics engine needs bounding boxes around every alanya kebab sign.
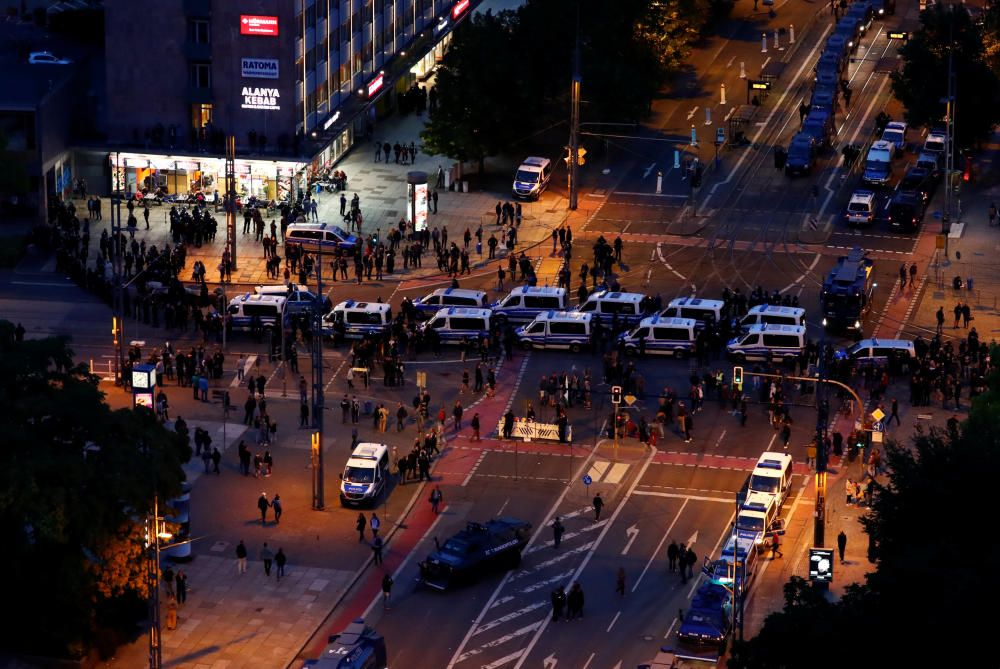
[242,87,281,111]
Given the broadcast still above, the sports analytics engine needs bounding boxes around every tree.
[891,3,1000,148]
[0,323,190,658]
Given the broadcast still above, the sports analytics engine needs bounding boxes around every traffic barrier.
[495,418,572,443]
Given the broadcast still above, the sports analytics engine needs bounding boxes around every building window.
[339,62,349,88]
[189,62,211,89]
[306,5,316,28]
[187,19,210,44]
[191,103,213,129]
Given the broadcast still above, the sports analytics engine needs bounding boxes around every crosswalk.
[586,460,630,484]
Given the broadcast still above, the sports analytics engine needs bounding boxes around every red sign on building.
[240,15,279,36]
[451,0,471,19]
[367,72,385,98]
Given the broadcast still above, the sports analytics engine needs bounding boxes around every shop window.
[187,18,210,44]
[191,103,213,129]
[189,62,211,89]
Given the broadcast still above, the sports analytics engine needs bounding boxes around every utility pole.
[942,6,956,260]
[225,135,238,270]
[111,152,126,386]
[568,7,581,211]
[146,494,163,669]
[813,344,831,548]
[311,254,325,510]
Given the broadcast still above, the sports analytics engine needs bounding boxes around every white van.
[515,311,592,352]
[727,324,806,363]
[749,452,794,507]
[255,284,320,315]
[339,442,390,507]
[660,297,724,326]
[576,290,650,326]
[845,338,916,368]
[739,305,806,332]
[227,293,286,331]
[616,315,697,358]
[492,286,567,324]
[322,300,393,339]
[285,222,360,253]
[512,156,553,200]
[422,307,493,344]
[735,491,783,544]
[413,287,490,319]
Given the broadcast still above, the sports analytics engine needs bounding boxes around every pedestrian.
[175,571,187,604]
[615,567,626,597]
[837,530,847,564]
[990,202,997,226]
[770,530,783,559]
[271,494,283,523]
[899,263,907,288]
[846,477,855,505]
[567,583,585,620]
[954,302,962,329]
[257,492,270,525]
[275,548,287,580]
[678,542,688,583]
[356,513,366,542]
[685,547,697,578]
[236,539,248,574]
[162,565,175,597]
[471,412,481,441]
[667,540,679,572]
[909,262,917,286]
[936,306,945,335]
[381,572,394,609]
[211,447,221,474]
[429,485,443,514]
[370,512,381,537]
[372,535,384,565]
[550,586,566,621]
[890,398,901,426]
[552,516,565,549]
[781,421,792,448]
[592,492,604,521]
[260,542,274,576]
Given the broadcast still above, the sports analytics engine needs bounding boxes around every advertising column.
[407,171,429,232]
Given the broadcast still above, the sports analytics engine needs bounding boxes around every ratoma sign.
[241,87,281,111]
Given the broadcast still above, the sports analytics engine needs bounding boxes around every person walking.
[471,412,481,441]
[567,583,585,620]
[162,565,176,597]
[271,494,283,523]
[936,306,945,335]
[211,447,221,474]
[372,535,384,565]
[552,517,565,549]
[175,571,187,604]
[356,513,366,542]
[890,398,901,426]
[370,512,381,537]
[550,586,566,621]
[257,492,270,525]
[909,262,917,287]
[899,263,907,288]
[780,421,792,449]
[381,572,393,609]
[236,540,248,574]
[770,530,783,559]
[260,542,274,576]
[275,548,287,581]
[837,530,848,564]
[429,485,443,514]
[615,567,626,597]
[667,540,679,572]
[678,543,689,583]
[592,493,604,521]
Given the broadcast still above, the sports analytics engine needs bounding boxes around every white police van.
[413,287,490,319]
[739,305,806,332]
[576,290,650,326]
[845,337,916,368]
[322,300,392,339]
[512,156,553,200]
[226,293,286,331]
[515,311,592,352]
[255,284,320,315]
[727,324,806,363]
[423,307,492,344]
[616,315,697,358]
[491,286,567,324]
[660,296,725,327]
[285,222,359,252]
[339,442,390,507]
[749,451,794,507]
[735,491,783,545]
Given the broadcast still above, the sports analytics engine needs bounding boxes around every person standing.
[837,530,848,564]
[667,540,679,572]
[685,546,697,578]
[162,565,176,597]
[936,306,945,335]
[552,517,565,549]
[236,540,248,574]
[567,583,585,619]
[381,572,394,609]
[678,542,688,583]
[372,535,384,565]
[211,447,221,475]
[899,263,907,288]
[471,412,481,441]
[175,571,187,604]
[889,398,901,426]
[260,542,274,576]
[370,512,381,537]
[429,485,443,514]
[592,493,604,521]
[275,548,287,580]
[257,492,270,525]
[615,567,626,597]
[550,586,566,621]
[356,513,366,542]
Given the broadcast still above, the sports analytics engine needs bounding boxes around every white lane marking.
[455,622,541,663]
[512,447,659,669]
[606,610,622,633]
[663,618,678,639]
[462,450,488,488]
[513,542,595,575]
[230,355,256,387]
[631,499,689,593]
[632,490,734,503]
[481,652,524,669]
[517,570,575,594]
[524,520,607,555]
[604,462,630,484]
[686,516,732,600]
[656,243,687,281]
[473,601,548,637]
[780,252,822,294]
[621,525,640,556]
[712,429,727,450]
[687,106,700,120]
[582,652,596,669]
[587,460,611,481]
[497,498,510,516]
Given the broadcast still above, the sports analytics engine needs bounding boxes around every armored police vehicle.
[419,518,531,590]
[301,618,387,669]
[821,246,875,333]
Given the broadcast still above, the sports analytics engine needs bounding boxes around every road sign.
[808,547,834,582]
[871,421,884,433]
[871,408,885,423]
[416,371,427,388]
[715,127,726,144]
[582,474,593,485]
[749,79,771,90]
[624,394,637,406]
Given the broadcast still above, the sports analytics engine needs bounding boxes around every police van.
[660,297,724,327]
[515,311,592,352]
[322,300,392,339]
[227,293,286,332]
[339,442,390,507]
[727,324,806,363]
[845,338,916,369]
[255,284,320,315]
[749,451,794,507]
[576,290,650,326]
[512,156,553,200]
[423,307,492,344]
[285,222,359,253]
[617,315,697,358]
[735,491,783,545]
[491,286,567,324]
[739,305,806,332]
[413,287,490,319]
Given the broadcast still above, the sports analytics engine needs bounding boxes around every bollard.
[740,61,746,79]
[762,33,767,53]
[656,171,663,194]
[790,24,795,43]
[774,29,780,49]
[721,83,727,105]
[674,149,681,169]
[705,107,712,125]
[691,125,698,146]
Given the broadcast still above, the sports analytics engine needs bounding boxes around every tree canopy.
[728,350,1000,667]
[0,321,190,658]
[891,3,1000,148]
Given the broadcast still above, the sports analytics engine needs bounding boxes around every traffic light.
[733,366,743,390]
[611,385,623,405]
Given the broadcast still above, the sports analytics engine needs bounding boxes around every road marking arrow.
[687,530,699,547]
[642,163,657,178]
[621,525,640,555]
[543,654,558,669]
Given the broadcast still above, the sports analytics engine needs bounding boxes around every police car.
[735,491,782,544]
[845,189,877,227]
[412,287,490,319]
[512,156,553,200]
[515,311,592,352]
[302,618,387,669]
[322,300,392,339]
[491,286,567,324]
[419,518,531,590]
[748,451,794,506]
[881,120,908,154]
[616,315,697,358]
[702,531,759,596]
[226,293,286,332]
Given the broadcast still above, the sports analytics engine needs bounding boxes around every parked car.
[29,51,72,65]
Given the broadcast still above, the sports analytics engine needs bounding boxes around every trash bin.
[364,400,374,415]
[462,180,469,193]
[967,277,974,291]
